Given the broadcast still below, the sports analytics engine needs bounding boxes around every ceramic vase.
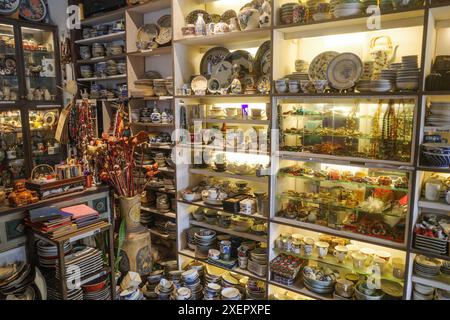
[118,196,153,277]
[238,8,260,31]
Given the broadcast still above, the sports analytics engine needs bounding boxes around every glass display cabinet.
[21,26,58,102]
[28,108,64,167]
[273,158,413,246]
[277,97,417,165]
[0,109,26,188]
[0,23,19,102]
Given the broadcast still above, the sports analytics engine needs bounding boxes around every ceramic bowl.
[300,80,314,93]
[313,80,328,93]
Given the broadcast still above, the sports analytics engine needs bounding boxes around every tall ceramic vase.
[118,195,153,277]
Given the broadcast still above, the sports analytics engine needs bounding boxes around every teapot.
[369,36,399,75]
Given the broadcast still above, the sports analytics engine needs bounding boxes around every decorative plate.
[326,52,363,90]
[255,40,271,77]
[308,51,339,81]
[157,14,172,28]
[0,0,20,15]
[211,61,233,90]
[155,27,172,46]
[200,47,230,77]
[19,0,47,22]
[136,23,159,49]
[257,75,271,94]
[186,10,211,25]
[224,50,254,79]
[207,78,221,94]
[43,111,56,127]
[191,75,208,92]
[221,10,237,24]
[144,70,162,79]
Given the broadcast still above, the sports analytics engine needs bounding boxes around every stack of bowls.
[186,227,200,250]
[354,281,385,300]
[280,3,298,25]
[204,210,218,224]
[80,65,93,78]
[106,60,118,76]
[204,283,221,300]
[221,273,240,288]
[182,269,203,300]
[379,69,397,89]
[145,270,164,299]
[168,270,183,289]
[413,283,435,300]
[221,287,242,300]
[436,289,450,300]
[302,267,337,294]
[205,269,222,286]
[155,279,174,300]
[356,80,372,92]
[396,55,420,91]
[217,212,232,228]
[275,79,288,93]
[92,43,105,58]
[120,288,144,300]
[194,229,217,259]
[37,241,72,269]
[246,279,266,299]
[154,79,169,96]
[332,0,363,18]
[173,287,192,300]
[313,2,331,21]
[95,62,107,77]
[117,61,126,74]
[306,0,320,19]
[134,79,154,96]
[107,43,123,56]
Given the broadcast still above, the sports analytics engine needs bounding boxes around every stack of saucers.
[286,72,310,82]
[356,80,372,92]
[204,282,222,300]
[413,255,441,277]
[155,278,174,300]
[221,273,240,289]
[221,287,242,300]
[194,229,217,259]
[204,269,221,286]
[396,55,420,91]
[189,262,205,283]
[379,69,397,89]
[426,101,450,127]
[370,79,392,92]
[186,227,199,251]
[37,240,72,270]
[280,3,297,25]
[246,279,266,300]
[182,269,203,300]
[412,283,435,300]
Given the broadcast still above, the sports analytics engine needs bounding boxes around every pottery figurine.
[195,13,206,36]
[229,17,240,32]
[8,181,39,207]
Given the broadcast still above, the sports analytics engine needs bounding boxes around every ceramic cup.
[352,252,367,269]
[360,247,375,264]
[302,237,315,256]
[238,256,248,269]
[315,241,329,259]
[392,257,405,279]
[333,245,348,263]
[372,257,387,274]
[220,240,232,261]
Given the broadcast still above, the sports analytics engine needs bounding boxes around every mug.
[352,252,367,269]
[302,237,315,256]
[220,240,232,261]
[315,241,329,259]
[333,245,348,263]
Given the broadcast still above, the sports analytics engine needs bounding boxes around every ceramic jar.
[425,177,442,201]
[92,43,105,58]
[238,8,260,31]
[195,13,206,36]
[80,46,91,60]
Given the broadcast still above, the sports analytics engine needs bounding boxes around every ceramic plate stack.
[280,3,297,25]
[370,79,392,92]
[140,210,153,226]
[379,69,397,89]
[144,270,164,299]
[441,261,450,275]
[356,79,372,92]
[303,271,336,294]
[246,279,266,299]
[396,55,420,91]
[194,229,217,259]
[186,227,200,251]
[221,287,242,300]
[0,263,38,300]
[332,0,363,18]
[155,278,174,300]
[413,255,442,277]
[204,282,221,300]
[182,269,203,300]
[221,273,240,288]
[189,262,205,282]
[421,143,450,167]
[55,247,104,282]
[37,240,72,270]
[426,102,450,127]
[436,288,450,300]
[48,287,83,300]
[286,72,310,82]
[168,270,183,289]
[204,269,221,286]
[414,233,449,255]
[412,282,435,300]
[83,285,111,300]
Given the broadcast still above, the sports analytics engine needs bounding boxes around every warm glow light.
[214,103,267,110]
[322,33,365,49]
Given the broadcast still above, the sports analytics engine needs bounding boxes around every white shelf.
[191,118,270,125]
[141,206,176,219]
[418,199,450,212]
[271,217,406,250]
[127,0,171,13]
[127,47,172,57]
[412,274,450,292]
[174,28,271,46]
[189,168,268,183]
[75,31,126,45]
[178,249,266,281]
[189,220,267,243]
[78,75,127,82]
[268,280,332,301]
